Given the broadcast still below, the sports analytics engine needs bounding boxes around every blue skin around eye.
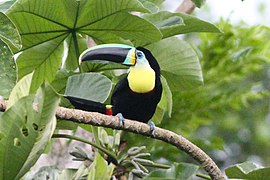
[137,52,143,58]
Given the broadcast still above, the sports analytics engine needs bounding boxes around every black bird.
[66,44,162,130]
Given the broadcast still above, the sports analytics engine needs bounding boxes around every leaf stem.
[91,126,104,157]
[196,173,211,180]
[52,133,118,165]
[140,162,170,169]
[72,31,82,72]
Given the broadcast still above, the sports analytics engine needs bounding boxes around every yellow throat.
[127,64,155,93]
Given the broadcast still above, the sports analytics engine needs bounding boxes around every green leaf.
[56,120,79,131]
[0,84,59,180]
[152,76,172,124]
[57,169,77,180]
[151,106,165,125]
[80,12,161,44]
[143,11,221,38]
[7,0,162,89]
[16,36,65,93]
[8,73,33,108]
[192,0,206,8]
[146,162,199,180]
[24,166,60,180]
[161,75,172,117]
[50,70,75,94]
[0,1,16,12]
[147,0,164,6]
[139,0,160,13]
[0,11,21,51]
[225,162,270,180]
[0,12,18,98]
[38,84,60,126]
[247,168,270,180]
[227,161,259,176]
[147,37,203,91]
[87,152,115,180]
[65,73,112,103]
[64,33,87,70]
[0,41,16,98]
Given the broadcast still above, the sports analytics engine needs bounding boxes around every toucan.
[66,44,162,131]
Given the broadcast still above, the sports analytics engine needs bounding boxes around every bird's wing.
[111,77,129,103]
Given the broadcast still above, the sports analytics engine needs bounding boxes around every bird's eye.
[136,51,144,59]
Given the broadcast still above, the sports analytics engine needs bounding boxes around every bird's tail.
[65,96,112,115]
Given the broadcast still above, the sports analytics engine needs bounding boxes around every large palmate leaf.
[16,36,65,93]
[0,84,59,180]
[7,0,162,92]
[147,37,203,91]
[143,11,220,39]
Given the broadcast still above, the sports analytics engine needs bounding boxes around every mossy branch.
[0,100,224,180]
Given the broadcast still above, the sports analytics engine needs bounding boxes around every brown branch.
[0,100,224,180]
[176,0,196,14]
[0,100,7,111]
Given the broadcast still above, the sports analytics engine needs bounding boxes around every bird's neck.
[127,64,156,93]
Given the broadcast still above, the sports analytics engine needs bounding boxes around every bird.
[66,44,162,132]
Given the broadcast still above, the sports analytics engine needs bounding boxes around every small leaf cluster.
[226,161,270,180]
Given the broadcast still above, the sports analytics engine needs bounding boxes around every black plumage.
[111,47,162,123]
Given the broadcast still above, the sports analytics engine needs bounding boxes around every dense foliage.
[0,0,270,179]
[123,20,270,172]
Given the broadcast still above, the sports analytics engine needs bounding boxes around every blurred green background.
[126,0,270,170]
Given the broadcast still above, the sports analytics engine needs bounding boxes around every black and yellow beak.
[79,44,136,66]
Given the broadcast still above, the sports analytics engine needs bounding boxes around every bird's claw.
[116,113,125,127]
[147,121,155,135]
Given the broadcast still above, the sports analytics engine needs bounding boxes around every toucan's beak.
[79,44,136,66]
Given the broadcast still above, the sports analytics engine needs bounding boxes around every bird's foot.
[116,113,125,127]
[147,121,156,135]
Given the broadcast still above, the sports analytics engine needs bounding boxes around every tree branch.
[176,0,196,14]
[0,100,224,179]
